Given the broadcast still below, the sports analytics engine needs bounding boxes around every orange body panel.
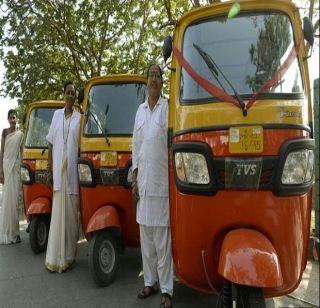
[80,183,139,247]
[27,197,51,215]
[86,205,120,233]
[169,129,312,297]
[218,229,283,287]
[22,160,52,221]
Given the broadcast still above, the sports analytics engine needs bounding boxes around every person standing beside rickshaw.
[0,109,23,244]
[45,81,81,273]
[132,64,173,308]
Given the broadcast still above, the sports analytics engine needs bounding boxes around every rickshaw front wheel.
[218,280,265,308]
[88,230,120,287]
[29,215,50,254]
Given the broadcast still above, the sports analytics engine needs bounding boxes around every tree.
[0,0,190,109]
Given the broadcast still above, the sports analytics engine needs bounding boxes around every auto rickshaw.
[21,100,65,254]
[162,0,315,306]
[77,74,147,286]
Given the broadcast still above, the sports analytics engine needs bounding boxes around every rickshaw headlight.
[21,166,31,183]
[78,163,93,184]
[281,149,314,184]
[127,166,133,184]
[175,152,210,184]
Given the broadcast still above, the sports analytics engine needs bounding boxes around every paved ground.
[0,186,319,308]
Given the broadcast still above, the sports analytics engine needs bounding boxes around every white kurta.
[132,97,173,295]
[0,130,23,244]
[45,110,80,272]
[132,98,169,226]
[46,108,80,194]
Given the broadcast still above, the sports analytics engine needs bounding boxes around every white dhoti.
[140,224,173,296]
[45,167,79,273]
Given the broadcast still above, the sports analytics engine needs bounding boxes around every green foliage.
[0,0,191,108]
[246,14,291,92]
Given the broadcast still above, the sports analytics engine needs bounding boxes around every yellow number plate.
[229,126,263,154]
[100,151,117,167]
[35,160,48,170]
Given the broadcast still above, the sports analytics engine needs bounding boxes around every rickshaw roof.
[175,0,298,28]
[28,100,65,109]
[85,74,147,87]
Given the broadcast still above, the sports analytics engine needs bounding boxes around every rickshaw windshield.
[25,108,57,148]
[84,82,146,136]
[181,12,303,103]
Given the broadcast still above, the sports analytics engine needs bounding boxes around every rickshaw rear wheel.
[218,280,265,308]
[29,215,50,254]
[88,230,119,287]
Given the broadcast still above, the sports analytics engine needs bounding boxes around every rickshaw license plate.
[100,151,117,167]
[35,160,47,170]
[229,126,263,154]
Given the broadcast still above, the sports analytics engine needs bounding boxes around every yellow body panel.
[79,75,147,152]
[169,0,312,133]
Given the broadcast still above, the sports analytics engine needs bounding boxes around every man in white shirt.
[45,81,81,273]
[132,64,173,308]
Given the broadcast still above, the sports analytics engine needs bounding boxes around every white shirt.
[46,108,81,195]
[132,97,169,226]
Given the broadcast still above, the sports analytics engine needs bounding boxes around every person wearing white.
[0,110,23,244]
[132,64,173,308]
[45,81,81,273]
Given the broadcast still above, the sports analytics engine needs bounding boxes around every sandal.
[137,284,159,299]
[160,293,172,308]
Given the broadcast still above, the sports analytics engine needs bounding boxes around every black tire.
[218,281,266,308]
[29,215,50,254]
[236,284,265,308]
[88,230,119,287]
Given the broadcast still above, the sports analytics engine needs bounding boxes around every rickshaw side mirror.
[303,17,314,47]
[77,87,84,105]
[163,36,173,64]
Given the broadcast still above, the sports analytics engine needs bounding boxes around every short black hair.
[8,109,17,119]
[146,64,163,82]
[63,80,75,94]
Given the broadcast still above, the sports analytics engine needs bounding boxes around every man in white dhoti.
[0,109,23,244]
[132,64,173,308]
[45,81,81,273]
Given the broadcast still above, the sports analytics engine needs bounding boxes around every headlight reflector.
[127,166,133,184]
[175,152,209,184]
[78,163,93,184]
[281,149,314,184]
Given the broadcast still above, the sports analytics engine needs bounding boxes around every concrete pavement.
[0,220,318,308]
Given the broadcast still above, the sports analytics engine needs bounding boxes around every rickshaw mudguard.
[86,205,120,234]
[218,228,283,288]
[27,197,51,215]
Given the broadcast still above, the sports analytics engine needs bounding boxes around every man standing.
[132,64,173,308]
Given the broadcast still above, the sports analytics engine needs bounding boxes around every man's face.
[147,65,162,99]
[64,84,76,109]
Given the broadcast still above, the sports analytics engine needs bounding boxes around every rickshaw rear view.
[163,0,315,306]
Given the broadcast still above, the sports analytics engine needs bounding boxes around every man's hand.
[132,180,139,208]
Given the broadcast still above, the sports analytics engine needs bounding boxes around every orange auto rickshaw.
[77,74,147,286]
[21,100,65,253]
[163,0,315,306]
